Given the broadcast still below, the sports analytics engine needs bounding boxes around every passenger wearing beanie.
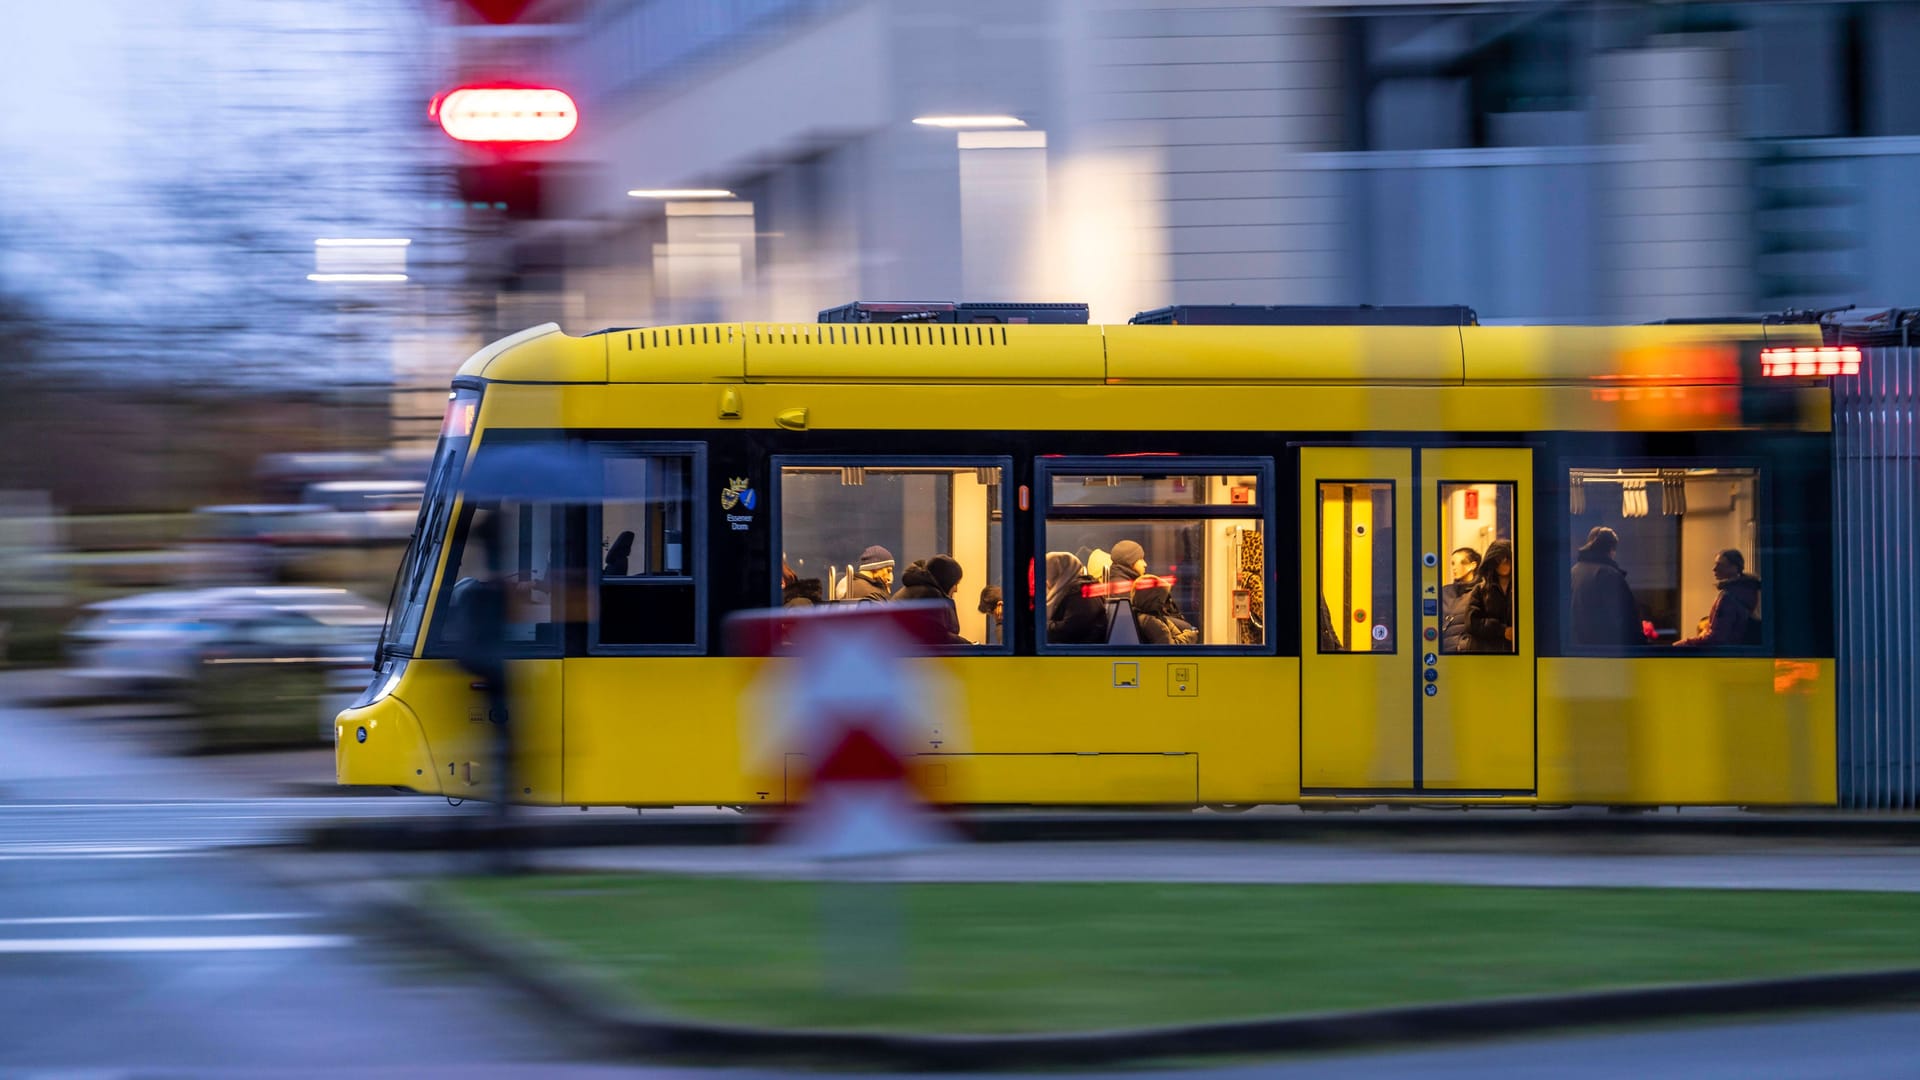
[1108,538,1198,645]
[892,554,971,644]
[844,544,894,602]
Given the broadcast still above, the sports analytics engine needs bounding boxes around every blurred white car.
[66,587,382,694]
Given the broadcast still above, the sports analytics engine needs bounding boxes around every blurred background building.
[452,0,1920,329]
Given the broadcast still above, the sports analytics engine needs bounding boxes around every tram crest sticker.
[722,477,757,530]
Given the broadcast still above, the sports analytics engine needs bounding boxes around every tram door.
[1299,447,1535,794]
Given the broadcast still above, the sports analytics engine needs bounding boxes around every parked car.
[67,587,381,695]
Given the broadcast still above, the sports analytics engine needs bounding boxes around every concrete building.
[473,0,1920,330]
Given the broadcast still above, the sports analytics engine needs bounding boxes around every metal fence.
[1835,348,1920,807]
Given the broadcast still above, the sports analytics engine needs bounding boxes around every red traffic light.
[432,86,578,144]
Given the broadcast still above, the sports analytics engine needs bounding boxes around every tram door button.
[1424,627,1438,642]
[1168,663,1198,697]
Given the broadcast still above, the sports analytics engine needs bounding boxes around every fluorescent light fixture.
[958,130,1047,149]
[314,238,412,247]
[307,273,409,283]
[912,115,1026,129]
[627,189,735,199]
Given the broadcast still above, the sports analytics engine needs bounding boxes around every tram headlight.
[349,659,407,710]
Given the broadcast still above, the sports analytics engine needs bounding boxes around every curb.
[302,810,1920,853]
[363,880,1920,1071]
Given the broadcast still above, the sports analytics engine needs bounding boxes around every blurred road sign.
[728,603,959,858]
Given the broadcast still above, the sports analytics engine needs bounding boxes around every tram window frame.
[585,441,707,657]
[770,455,1015,654]
[1034,456,1275,656]
[1435,480,1519,657]
[1561,459,1770,657]
[1313,479,1401,655]
[423,494,568,661]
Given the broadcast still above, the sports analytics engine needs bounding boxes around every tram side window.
[1316,481,1395,652]
[432,499,562,653]
[778,463,1005,647]
[1567,466,1762,650]
[1438,482,1518,655]
[1044,471,1265,648]
[595,453,697,648]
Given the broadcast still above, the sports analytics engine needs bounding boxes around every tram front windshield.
[381,388,479,657]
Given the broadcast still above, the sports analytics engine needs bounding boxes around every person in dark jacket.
[892,554,971,644]
[603,531,635,576]
[448,510,517,872]
[1570,526,1640,648]
[1440,546,1480,653]
[843,545,893,602]
[1045,552,1106,644]
[977,585,1003,645]
[781,560,822,607]
[1106,539,1197,645]
[1467,538,1516,652]
[1675,549,1762,647]
[1132,573,1198,645]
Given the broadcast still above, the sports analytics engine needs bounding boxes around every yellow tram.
[337,304,1845,808]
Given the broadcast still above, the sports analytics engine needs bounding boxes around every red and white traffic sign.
[729,602,960,858]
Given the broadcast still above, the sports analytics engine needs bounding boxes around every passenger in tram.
[1674,548,1763,647]
[1467,539,1516,652]
[978,585,1003,645]
[1570,526,1641,648]
[1045,551,1105,644]
[1110,539,1198,645]
[603,530,635,576]
[842,545,895,602]
[781,559,822,607]
[893,553,971,644]
[1440,546,1480,652]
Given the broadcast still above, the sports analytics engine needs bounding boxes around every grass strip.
[440,875,1920,1035]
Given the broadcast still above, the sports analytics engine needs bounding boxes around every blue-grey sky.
[0,0,456,385]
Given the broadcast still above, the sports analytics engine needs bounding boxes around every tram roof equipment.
[818,301,1090,325]
[1128,304,1479,327]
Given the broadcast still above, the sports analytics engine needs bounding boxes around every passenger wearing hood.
[892,554,971,644]
[1675,549,1762,647]
[1467,538,1516,652]
[1045,551,1105,644]
[1569,527,1640,647]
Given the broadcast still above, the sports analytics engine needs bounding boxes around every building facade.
[474,0,1920,329]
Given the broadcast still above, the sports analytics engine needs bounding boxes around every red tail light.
[1760,346,1861,378]
[432,87,578,143]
